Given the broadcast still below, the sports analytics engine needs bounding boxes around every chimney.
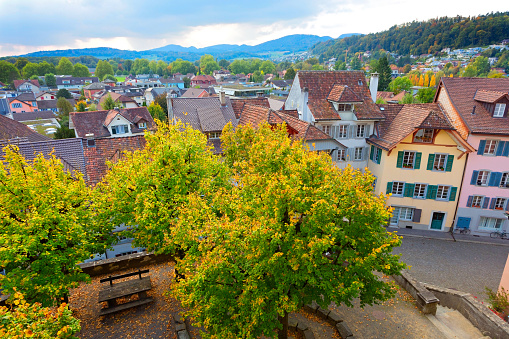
[219,87,226,106]
[166,92,174,122]
[369,72,379,103]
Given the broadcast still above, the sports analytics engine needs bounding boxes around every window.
[390,206,414,225]
[32,102,36,106]
[356,124,366,138]
[494,198,507,210]
[433,154,447,171]
[111,124,128,135]
[471,196,483,208]
[476,171,490,186]
[436,185,450,200]
[392,182,405,196]
[321,125,331,134]
[414,129,434,143]
[337,104,352,111]
[494,103,506,117]
[337,149,345,161]
[373,147,381,164]
[209,132,221,139]
[501,173,509,188]
[12,103,21,108]
[87,139,95,147]
[479,217,504,230]
[138,122,147,129]
[338,125,348,138]
[402,151,415,169]
[353,147,363,161]
[413,184,427,199]
[484,140,498,155]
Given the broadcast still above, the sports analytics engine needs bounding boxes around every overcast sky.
[0,0,506,57]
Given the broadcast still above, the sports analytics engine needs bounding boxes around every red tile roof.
[473,89,508,103]
[0,114,51,143]
[98,92,137,108]
[230,97,270,119]
[13,79,40,89]
[438,77,509,135]
[296,71,384,121]
[327,85,362,103]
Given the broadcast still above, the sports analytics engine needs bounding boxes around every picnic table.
[98,269,153,315]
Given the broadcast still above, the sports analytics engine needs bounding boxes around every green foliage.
[375,55,392,91]
[0,60,21,85]
[131,58,150,75]
[101,94,116,110]
[284,67,296,80]
[14,58,29,71]
[313,12,509,58]
[416,87,436,103]
[349,54,363,70]
[486,287,509,313]
[103,74,117,82]
[22,62,40,79]
[389,77,412,94]
[335,61,347,70]
[172,123,406,338]
[95,60,114,81]
[169,59,196,75]
[218,59,230,68]
[0,146,113,306]
[260,60,276,75]
[402,64,412,74]
[0,292,80,338]
[399,93,419,104]
[76,101,87,112]
[153,94,168,115]
[56,57,74,75]
[312,64,324,70]
[54,116,76,140]
[39,61,56,76]
[45,73,56,87]
[376,97,387,104]
[229,58,263,75]
[183,76,191,88]
[147,102,167,122]
[56,97,74,118]
[72,63,91,77]
[200,54,220,75]
[56,88,72,99]
[252,70,264,83]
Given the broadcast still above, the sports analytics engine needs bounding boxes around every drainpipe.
[449,152,469,241]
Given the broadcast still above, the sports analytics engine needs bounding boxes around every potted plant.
[486,287,509,322]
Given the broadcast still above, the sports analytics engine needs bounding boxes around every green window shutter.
[386,182,393,194]
[427,154,435,170]
[396,151,404,168]
[404,183,415,197]
[449,187,457,201]
[445,155,454,172]
[370,145,374,161]
[377,148,382,164]
[414,152,422,169]
[426,185,438,199]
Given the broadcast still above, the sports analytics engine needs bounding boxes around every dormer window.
[414,129,434,143]
[209,132,221,139]
[138,122,146,129]
[494,103,506,117]
[337,104,352,111]
[111,125,128,135]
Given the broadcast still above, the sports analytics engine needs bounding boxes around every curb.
[398,233,509,247]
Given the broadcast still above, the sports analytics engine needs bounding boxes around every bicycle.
[454,227,471,235]
[490,230,509,239]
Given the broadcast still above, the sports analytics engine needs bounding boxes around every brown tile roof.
[281,109,299,118]
[181,88,209,98]
[438,77,509,135]
[13,79,40,89]
[473,89,508,103]
[70,107,155,138]
[11,111,56,122]
[369,103,454,150]
[230,97,270,119]
[0,115,51,143]
[327,84,362,103]
[98,92,137,108]
[296,71,384,121]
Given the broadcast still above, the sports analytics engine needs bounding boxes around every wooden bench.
[98,269,153,315]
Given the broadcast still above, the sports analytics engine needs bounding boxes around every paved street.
[394,235,509,301]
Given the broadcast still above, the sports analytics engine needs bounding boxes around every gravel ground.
[395,237,509,301]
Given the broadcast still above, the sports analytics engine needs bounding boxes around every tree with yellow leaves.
[418,74,424,86]
[424,73,429,87]
[430,74,436,87]
[172,123,406,339]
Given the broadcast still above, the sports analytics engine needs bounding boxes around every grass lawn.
[21,120,59,137]
[116,76,126,82]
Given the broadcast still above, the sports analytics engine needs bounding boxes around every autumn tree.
[56,57,74,75]
[76,100,87,112]
[0,146,114,306]
[147,102,167,122]
[173,123,406,339]
[0,291,80,338]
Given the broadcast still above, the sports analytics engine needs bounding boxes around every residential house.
[98,92,139,109]
[213,69,231,81]
[11,111,59,126]
[83,82,107,99]
[435,77,509,236]
[181,88,209,98]
[159,78,185,89]
[34,100,59,113]
[8,93,38,113]
[102,79,116,87]
[230,97,271,119]
[167,93,237,153]
[55,76,98,90]
[390,65,399,78]
[144,87,180,106]
[284,71,386,170]
[190,75,217,87]
[0,114,50,143]
[238,103,346,162]
[270,80,292,91]
[377,91,407,104]
[36,92,57,101]
[218,84,270,97]
[13,79,41,93]
[367,103,474,232]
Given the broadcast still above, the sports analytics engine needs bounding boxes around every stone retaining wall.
[392,270,439,315]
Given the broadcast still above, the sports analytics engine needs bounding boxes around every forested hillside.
[312,12,509,58]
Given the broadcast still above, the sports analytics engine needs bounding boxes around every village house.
[190,75,217,87]
[435,77,509,236]
[367,103,474,232]
[83,82,107,99]
[98,92,139,109]
[13,79,41,93]
[55,76,98,90]
[284,71,385,170]
[8,93,38,113]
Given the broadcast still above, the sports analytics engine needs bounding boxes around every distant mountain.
[20,34,333,61]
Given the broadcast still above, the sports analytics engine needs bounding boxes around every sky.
[0,0,507,57]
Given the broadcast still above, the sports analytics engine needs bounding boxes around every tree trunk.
[278,311,289,339]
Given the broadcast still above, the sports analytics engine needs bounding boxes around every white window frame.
[402,151,416,169]
[353,147,363,161]
[392,181,405,196]
[484,140,498,155]
[436,185,450,200]
[138,122,147,129]
[494,103,506,117]
[356,124,366,138]
[322,125,331,135]
[471,195,484,208]
[414,129,434,143]
[338,125,348,139]
[501,172,509,188]
[337,149,346,161]
[494,198,507,210]
[373,146,380,163]
[477,171,490,186]
[390,206,414,225]
[209,132,221,139]
[413,183,427,199]
[433,153,448,171]
[111,124,128,135]
[479,217,504,230]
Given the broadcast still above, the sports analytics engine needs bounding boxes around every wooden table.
[98,276,153,315]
